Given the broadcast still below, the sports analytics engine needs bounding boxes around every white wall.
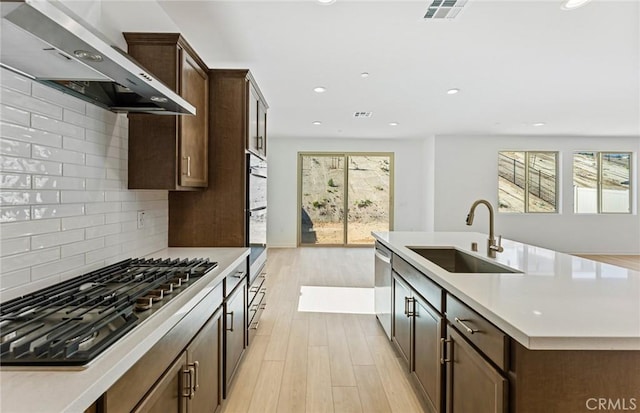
[267,136,433,247]
[0,68,168,301]
[433,135,640,254]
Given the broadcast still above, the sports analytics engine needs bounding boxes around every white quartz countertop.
[374,231,640,351]
[0,247,249,413]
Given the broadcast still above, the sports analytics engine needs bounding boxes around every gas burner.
[0,257,217,366]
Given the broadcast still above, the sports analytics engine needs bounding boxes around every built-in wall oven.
[247,153,267,277]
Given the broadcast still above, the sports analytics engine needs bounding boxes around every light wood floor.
[222,247,425,413]
[574,255,640,271]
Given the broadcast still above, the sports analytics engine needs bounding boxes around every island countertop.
[373,231,640,351]
[0,247,249,413]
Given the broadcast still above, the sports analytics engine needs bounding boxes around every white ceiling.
[100,0,640,140]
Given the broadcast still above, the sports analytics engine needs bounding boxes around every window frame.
[573,151,632,214]
[498,150,559,214]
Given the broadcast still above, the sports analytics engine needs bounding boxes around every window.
[498,151,558,213]
[573,152,631,214]
[298,153,393,246]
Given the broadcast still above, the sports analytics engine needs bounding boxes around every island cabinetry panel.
[445,326,507,413]
[125,33,209,190]
[392,255,445,413]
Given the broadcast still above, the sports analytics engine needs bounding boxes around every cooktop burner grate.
[0,258,217,366]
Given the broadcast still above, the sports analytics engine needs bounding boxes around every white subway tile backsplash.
[0,155,63,175]
[0,268,32,291]
[61,214,105,230]
[32,114,84,139]
[32,144,85,165]
[0,104,30,126]
[63,164,105,179]
[1,218,60,239]
[0,246,59,273]
[0,237,30,256]
[0,138,31,157]
[85,201,121,215]
[0,75,168,297]
[0,206,30,222]
[31,83,86,114]
[1,87,62,119]
[60,190,104,204]
[0,190,60,206]
[32,203,85,220]
[0,173,31,189]
[0,121,63,147]
[31,229,85,249]
[31,255,85,282]
[0,68,31,94]
[33,175,85,190]
[61,238,104,258]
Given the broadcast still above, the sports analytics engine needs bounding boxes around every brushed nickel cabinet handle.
[440,338,452,364]
[259,302,266,310]
[192,360,199,392]
[407,298,416,317]
[250,321,260,330]
[455,317,479,334]
[187,156,191,177]
[231,271,244,279]
[182,368,192,398]
[226,311,234,332]
[404,296,409,316]
[249,286,260,293]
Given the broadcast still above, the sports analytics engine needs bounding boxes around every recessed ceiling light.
[561,0,592,10]
[313,86,327,93]
[389,122,399,126]
[360,72,370,78]
[447,88,460,95]
[533,122,546,127]
[312,121,322,125]
[317,0,336,4]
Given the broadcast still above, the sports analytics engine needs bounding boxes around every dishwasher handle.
[375,250,391,264]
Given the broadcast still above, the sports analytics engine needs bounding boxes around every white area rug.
[297,286,374,314]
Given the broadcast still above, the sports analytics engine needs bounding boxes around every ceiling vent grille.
[424,0,469,19]
[353,111,373,118]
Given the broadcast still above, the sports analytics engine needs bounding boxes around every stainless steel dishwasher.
[374,241,393,339]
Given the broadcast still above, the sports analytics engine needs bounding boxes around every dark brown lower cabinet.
[224,280,246,397]
[133,309,222,413]
[413,294,444,413]
[445,327,507,413]
[392,273,412,365]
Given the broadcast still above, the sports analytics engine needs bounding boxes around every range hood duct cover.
[0,0,195,115]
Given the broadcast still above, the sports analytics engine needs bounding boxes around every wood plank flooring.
[222,247,424,413]
[574,254,640,271]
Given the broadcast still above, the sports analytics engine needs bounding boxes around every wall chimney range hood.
[0,0,195,115]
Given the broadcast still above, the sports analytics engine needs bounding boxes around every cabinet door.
[187,310,221,413]
[246,85,260,155]
[179,47,209,188]
[257,100,267,157]
[414,295,444,413]
[446,328,507,413]
[133,352,188,413]
[392,273,412,366]
[224,282,246,397]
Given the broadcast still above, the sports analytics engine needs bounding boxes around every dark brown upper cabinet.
[247,81,268,158]
[125,33,209,190]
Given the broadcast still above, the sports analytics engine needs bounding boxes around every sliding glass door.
[299,153,393,246]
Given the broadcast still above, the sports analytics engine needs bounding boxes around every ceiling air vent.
[353,111,373,118]
[424,0,469,19]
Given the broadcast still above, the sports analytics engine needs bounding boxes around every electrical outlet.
[137,210,146,229]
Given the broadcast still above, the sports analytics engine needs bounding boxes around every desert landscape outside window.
[298,153,394,246]
[498,151,558,213]
[574,152,631,214]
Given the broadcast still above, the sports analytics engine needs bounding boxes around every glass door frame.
[297,151,395,247]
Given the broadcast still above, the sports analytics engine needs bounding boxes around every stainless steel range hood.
[0,0,195,115]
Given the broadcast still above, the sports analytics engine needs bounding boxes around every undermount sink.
[407,247,521,274]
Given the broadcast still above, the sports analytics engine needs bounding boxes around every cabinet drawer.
[446,294,508,371]
[225,262,247,297]
[393,254,443,313]
[248,291,266,344]
[248,271,266,307]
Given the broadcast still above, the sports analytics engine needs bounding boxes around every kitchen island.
[374,231,640,413]
[0,247,249,413]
